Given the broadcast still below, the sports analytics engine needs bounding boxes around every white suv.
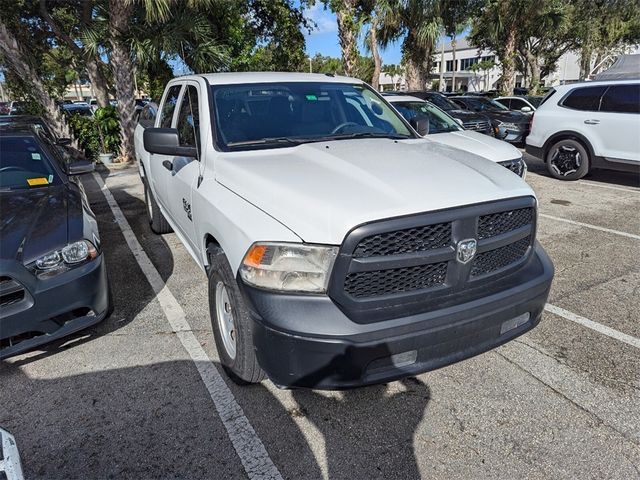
[526,80,640,180]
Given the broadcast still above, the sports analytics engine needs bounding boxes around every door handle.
[162,160,173,171]
[584,119,600,125]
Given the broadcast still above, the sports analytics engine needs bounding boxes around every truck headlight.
[32,240,98,277]
[240,242,338,293]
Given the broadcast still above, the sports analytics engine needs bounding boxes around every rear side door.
[597,84,640,163]
[149,84,182,212]
[557,85,608,156]
[167,82,203,253]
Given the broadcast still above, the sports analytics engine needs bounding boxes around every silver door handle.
[584,119,600,125]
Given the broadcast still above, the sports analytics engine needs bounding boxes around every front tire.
[143,179,173,234]
[207,245,266,385]
[546,138,590,180]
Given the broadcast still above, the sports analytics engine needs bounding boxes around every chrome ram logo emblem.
[456,239,477,264]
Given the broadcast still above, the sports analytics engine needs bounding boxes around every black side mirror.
[143,128,197,157]
[409,116,430,136]
[66,160,95,175]
[56,138,72,146]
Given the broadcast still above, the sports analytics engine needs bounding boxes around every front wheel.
[207,245,266,385]
[546,138,590,180]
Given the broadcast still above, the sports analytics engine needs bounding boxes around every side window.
[138,104,157,128]
[510,99,526,110]
[497,99,511,109]
[561,86,607,111]
[176,85,201,151]
[600,84,640,114]
[159,85,182,128]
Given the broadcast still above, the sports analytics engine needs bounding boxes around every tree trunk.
[523,50,541,95]
[451,36,456,92]
[335,0,359,77]
[369,18,381,90]
[39,0,111,107]
[108,0,137,163]
[498,27,517,96]
[0,21,71,138]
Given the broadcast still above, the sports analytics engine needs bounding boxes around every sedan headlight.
[239,242,338,293]
[32,240,98,277]
[498,157,527,178]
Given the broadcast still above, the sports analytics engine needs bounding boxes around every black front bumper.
[0,255,110,360]
[240,243,554,389]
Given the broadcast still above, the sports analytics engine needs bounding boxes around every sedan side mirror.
[143,128,197,157]
[409,116,430,136]
[66,160,95,175]
[521,106,532,113]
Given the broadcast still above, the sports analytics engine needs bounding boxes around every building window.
[480,55,495,64]
[446,60,455,72]
[460,57,479,71]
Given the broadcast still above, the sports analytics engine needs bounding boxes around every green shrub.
[67,114,101,161]
[94,106,121,156]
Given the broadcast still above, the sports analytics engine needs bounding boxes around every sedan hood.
[216,138,534,244]
[447,110,490,122]
[427,131,522,162]
[0,185,72,264]
[484,110,529,124]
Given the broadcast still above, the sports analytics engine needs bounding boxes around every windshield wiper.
[323,132,411,141]
[226,137,303,148]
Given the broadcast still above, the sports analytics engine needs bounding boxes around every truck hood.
[216,138,534,244]
[426,131,522,162]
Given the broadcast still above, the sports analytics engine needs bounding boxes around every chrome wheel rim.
[550,144,581,176]
[215,281,236,359]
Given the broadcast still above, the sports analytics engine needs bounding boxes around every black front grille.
[0,276,25,308]
[328,197,536,323]
[477,208,533,240]
[353,222,451,257]
[471,236,531,277]
[345,262,447,298]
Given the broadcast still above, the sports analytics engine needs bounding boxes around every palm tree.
[326,0,362,77]
[378,0,441,91]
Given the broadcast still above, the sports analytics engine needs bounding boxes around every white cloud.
[304,3,338,35]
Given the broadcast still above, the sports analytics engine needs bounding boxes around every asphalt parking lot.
[1,152,639,479]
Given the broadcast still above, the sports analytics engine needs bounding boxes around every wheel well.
[204,234,222,266]
[543,132,594,165]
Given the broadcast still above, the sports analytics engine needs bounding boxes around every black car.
[450,96,531,144]
[0,122,111,359]
[403,91,494,136]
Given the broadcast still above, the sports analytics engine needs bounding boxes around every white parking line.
[540,213,640,241]
[578,181,640,194]
[92,172,283,480]
[545,303,640,350]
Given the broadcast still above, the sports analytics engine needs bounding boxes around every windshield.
[425,93,459,111]
[460,97,508,112]
[0,135,60,191]
[392,101,461,134]
[212,82,413,150]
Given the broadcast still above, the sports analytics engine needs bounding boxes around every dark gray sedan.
[0,122,111,359]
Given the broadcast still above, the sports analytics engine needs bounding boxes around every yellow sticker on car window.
[27,177,49,186]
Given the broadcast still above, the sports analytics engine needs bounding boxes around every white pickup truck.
[134,73,554,389]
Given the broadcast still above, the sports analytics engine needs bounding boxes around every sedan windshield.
[392,101,461,134]
[424,93,460,111]
[0,135,59,191]
[212,82,413,150]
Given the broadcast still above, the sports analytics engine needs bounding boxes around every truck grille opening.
[0,276,25,308]
[477,208,533,239]
[328,197,536,323]
[471,236,531,277]
[345,262,447,298]
[353,222,451,257]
